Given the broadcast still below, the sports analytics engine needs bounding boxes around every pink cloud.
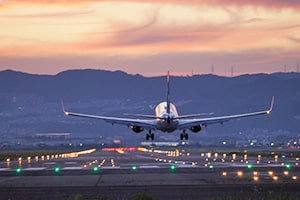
[2,0,300,9]
[1,0,300,76]
[0,10,94,18]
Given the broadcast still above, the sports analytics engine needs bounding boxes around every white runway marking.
[139,166,160,169]
[176,164,197,168]
[65,162,77,165]
[100,166,120,169]
[23,167,46,171]
[62,167,83,170]
[43,162,56,165]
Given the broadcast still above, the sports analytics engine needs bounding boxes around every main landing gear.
[180,130,188,140]
[146,130,154,140]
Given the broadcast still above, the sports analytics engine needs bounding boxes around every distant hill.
[0,69,300,145]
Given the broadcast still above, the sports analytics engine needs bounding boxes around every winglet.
[266,96,275,114]
[61,99,69,116]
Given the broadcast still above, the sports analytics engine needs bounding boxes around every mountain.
[0,69,299,146]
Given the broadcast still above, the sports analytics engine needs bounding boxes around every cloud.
[2,0,300,9]
[1,0,300,76]
[287,36,300,43]
[0,0,300,10]
[0,9,94,18]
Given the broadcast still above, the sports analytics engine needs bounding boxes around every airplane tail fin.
[166,71,171,114]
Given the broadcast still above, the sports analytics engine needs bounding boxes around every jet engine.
[189,125,202,132]
[130,126,144,133]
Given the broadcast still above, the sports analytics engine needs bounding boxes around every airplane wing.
[178,97,274,130]
[62,103,157,130]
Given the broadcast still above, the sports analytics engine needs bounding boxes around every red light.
[102,147,138,152]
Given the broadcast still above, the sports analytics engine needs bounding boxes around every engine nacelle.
[130,126,144,133]
[189,125,202,133]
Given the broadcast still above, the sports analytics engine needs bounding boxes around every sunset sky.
[0,0,300,76]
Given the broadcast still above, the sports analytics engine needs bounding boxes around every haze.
[0,0,300,76]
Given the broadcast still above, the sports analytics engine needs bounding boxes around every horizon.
[1,67,300,78]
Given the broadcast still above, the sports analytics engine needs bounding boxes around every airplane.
[62,72,274,140]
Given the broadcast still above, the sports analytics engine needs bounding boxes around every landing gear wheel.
[146,132,154,140]
[180,132,188,140]
[180,133,184,140]
[150,133,154,140]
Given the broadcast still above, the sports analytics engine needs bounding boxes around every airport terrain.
[0,147,299,199]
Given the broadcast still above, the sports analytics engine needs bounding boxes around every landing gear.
[146,131,154,140]
[180,130,188,140]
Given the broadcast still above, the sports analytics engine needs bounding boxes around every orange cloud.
[1,0,300,9]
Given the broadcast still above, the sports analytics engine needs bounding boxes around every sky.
[0,0,300,76]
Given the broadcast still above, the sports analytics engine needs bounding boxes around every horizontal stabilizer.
[123,113,164,119]
[175,113,214,119]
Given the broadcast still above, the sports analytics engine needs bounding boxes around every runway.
[0,147,299,199]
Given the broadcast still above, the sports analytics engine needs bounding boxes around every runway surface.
[0,147,299,199]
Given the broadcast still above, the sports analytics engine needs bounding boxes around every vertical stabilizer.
[166,71,171,114]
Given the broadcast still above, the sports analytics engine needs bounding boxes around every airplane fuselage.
[155,102,179,132]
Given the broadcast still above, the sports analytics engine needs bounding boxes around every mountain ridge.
[0,69,299,143]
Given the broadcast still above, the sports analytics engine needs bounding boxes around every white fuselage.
[154,102,179,132]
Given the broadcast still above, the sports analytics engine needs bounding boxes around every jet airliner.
[62,72,274,140]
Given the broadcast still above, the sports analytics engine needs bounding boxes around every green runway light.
[247,164,253,169]
[170,165,176,170]
[54,167,61,173]
[285,163,291,169]
[132,166,137,171]
[16,168,21,173]
[209,165,214,169]
[93,166,99,172]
